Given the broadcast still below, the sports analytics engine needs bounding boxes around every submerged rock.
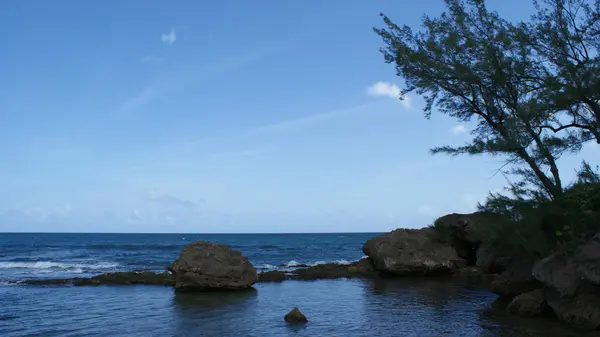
[532,233,600,329]
[292,262,358,280]
[353,257,377,276]
[363,228,465,276]
[258,270,287,282]
[507,289,552,317]
[22,271,174,286]
[168,241,258,291]
[284,307,308,323]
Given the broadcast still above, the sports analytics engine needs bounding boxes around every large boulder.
[532,233,600,329]
[363,228,465,276]
[434,212,501,264]
[168,241,258,291]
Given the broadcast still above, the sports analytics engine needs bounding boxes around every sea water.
[1,233,598,336]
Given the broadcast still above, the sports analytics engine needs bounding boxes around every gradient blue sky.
[0,0,598,233]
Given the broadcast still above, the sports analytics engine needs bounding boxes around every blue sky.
[0,0,598,233]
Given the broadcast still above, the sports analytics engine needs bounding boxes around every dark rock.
[491,295,515,310]
[433,212,499,264]
[543,287,600,330]
[291,262,359,280]
[363,228,465,276]
[354,257,376,276]
[475,245,514,274]
[507,289,552,317]
[76,271,174,286]
[491,259,541,296]
[532,233,600,329]
[22,272,174,286]
[258,270,287,283]
[22,278,85,286]
[168,241,257,291]
[284,307,308,323]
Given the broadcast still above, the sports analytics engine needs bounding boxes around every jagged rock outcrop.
[363,228,465,276]
[532,233,600,329]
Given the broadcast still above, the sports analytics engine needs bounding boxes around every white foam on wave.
[0,261,118,270]
[285,259,354,268]
[286,260,302,267]
[256,264,277,270]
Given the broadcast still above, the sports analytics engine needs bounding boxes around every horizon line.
[0,231,384,235]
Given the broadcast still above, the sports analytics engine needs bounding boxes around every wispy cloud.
[451,124,467,135]
[367,81,412,109]
[142,55,164,65]
[209,147,267,159]
[116,83,164,115]
[161,28,176,45]
[247,101,378,136]
[126,209,142,223]
[1,203,72,222]
[116,47,287,116]
[147,191,197,208]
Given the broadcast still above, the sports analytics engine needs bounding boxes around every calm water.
[1,233,599,336]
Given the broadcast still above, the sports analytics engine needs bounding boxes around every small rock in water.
[284,307,308,323]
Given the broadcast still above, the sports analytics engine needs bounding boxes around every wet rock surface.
[284,307,307,323]
[22,271,174,286]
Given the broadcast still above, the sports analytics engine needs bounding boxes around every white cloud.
[417,204,434,215]
[451,124,467,135]
[161,28,177,45]
[366,81,412,109]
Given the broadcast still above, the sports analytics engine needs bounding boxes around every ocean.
[0,233,598,337]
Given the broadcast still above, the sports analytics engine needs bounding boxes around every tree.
[374,0,567,200]
[525,0,600,145]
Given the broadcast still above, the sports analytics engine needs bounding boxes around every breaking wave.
[0,261,119,270]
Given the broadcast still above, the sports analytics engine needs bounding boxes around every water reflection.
[171,288,259,336]
[4,279,600,336]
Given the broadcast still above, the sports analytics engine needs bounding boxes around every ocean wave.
[285,259,353,268]
[0,261,119,270]
[86,243,180,251]
[255,264,277,270]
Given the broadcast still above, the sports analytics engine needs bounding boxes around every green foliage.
[474,162,600,257]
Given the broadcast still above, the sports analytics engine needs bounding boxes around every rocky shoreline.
[16,212,600,331]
